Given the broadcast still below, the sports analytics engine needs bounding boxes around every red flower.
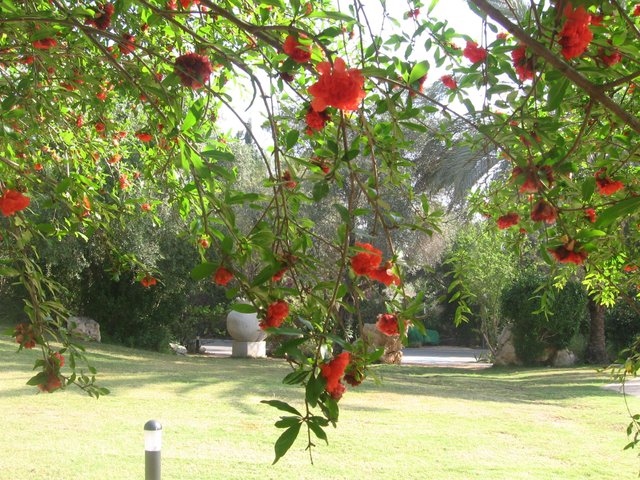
[180,0,199,7]
[33,38,57,50]
[320,352,350,400]
[308,57,366,112]
[407,8,420,18]
[409,74,427,97]
[497,32,509,40]
[441,75,457,90]
[599,49,621,67]
[497,212,520,229]
[76,115,84,127]
[95,122,105,132]
[305,108,330,134]
[351,242,382,276]
[595,168,624,195]
[198,238,209,248]
[141,203,152,211]
[311,157,330,174]
[21,55,34,65]
[590,15,604,26]
[272,268,287,282]
[368,262,401,286]
[283,35,312,64]
[584,208,596,223]
[86,3,115,30]
[167,0,177,9]
[213,266,233,286]
[81,196,91,217]
[118,34,136,55]
[119,174,131,190]
[376,313,400,336]
[635,5,640,17]
[282,170,297,189]
[96,90,107,101]
[260,300,290,330]
[14,323,36,349]
[136,132,153,142]
[52,352,65,368]
[34,163,43,171]
[530,199,557,224]
[175,53,213,89]
[519,172,540,193]
[549,241,587,265]
[0,189,30,216]
[37,373,62,393]
[108,154,121,164]
[140,275,157,288]
[624,265,638,272]
[559,4,592,60]
[463,40,487,63]
[511,45,534,81]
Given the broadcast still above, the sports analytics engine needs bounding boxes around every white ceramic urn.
[226,308,267,342]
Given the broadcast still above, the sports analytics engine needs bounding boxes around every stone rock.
[362,323,403,365]
[169,343,187,355]
[552,348,577,367]
[226,309,267,342]
[493,326,521,366]
[67,316,101,342]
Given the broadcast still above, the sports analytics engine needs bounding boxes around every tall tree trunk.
[585,297,608,364]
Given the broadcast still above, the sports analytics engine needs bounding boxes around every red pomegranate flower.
[0,189,30,216]
[320,352,350,400]
[559,4,593,60]
[599,49,621,67]
[272,267,288,282]
[119,34,136,55]
[52,351,65,368]
[37,373,62,393]
[595,168,624,195]
[635,5,640,16]
[260,300,290,330]
[441,75,457,90]
[283,35,312,64]
[308,57,366,112]
[95,122,105,132]
[213,266,233,286]
[351,242,382,276]
[141,203,152,211]
[584,208,596,223]
[282,170,297,189]
[33,38,57,50]
[368,262,401,286]
[376,313,400,336]
[530,199,557,224]
[119,174,131,190]
[14,323,36,349]
[86,3,115,30]
[305,108,330,134]
[463,41,487,63]
[511,45,534,81]
[140,275,157,288]
[549,240,587,265]
[497,212,520,229]
[174,53,213,89]
[136,132,153,142]
[409,74,428,97]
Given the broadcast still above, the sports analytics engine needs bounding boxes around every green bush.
[606,299,640,354]
[500,274,588,365]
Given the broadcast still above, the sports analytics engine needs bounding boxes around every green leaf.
[0,266,20,277]
[261,399,302,416]
[282,369,310,385]
[312,181,329,201]
[596,196,640,228]
[229,303,257,314]
[309,10,354,22]
[308,421,329,445]
[190,262,217,280]
[285,130,299,150]
[265,326,304,336]
[409,60,429,84]
[305,373,326,408]
[272,423,301,464]
[545,77,570,112]
[26,372,48,386]
[201,149,235,162]
[275,416,301,429]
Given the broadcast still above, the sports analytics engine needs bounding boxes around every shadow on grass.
[0,336,618,407]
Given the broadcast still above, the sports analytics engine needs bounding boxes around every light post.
[144,420,162,480]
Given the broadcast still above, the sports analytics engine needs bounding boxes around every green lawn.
[0,332,638,480]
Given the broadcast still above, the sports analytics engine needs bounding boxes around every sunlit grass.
[0,333,638,479]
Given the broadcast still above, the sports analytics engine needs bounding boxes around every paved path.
[200,340,490,368]
[602,379,640,397]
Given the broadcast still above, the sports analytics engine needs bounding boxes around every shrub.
[606,298,640,355]
[501,274,588,365]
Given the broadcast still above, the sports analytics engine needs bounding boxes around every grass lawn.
[0,332,638,480]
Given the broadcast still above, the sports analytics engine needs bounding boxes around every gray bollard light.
[144,420,162,480]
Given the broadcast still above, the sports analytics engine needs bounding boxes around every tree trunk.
[585,297,608,364]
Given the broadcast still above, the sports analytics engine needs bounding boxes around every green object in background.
[408,327,440,346]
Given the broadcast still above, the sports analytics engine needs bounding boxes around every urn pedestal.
[226,308,266,358]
